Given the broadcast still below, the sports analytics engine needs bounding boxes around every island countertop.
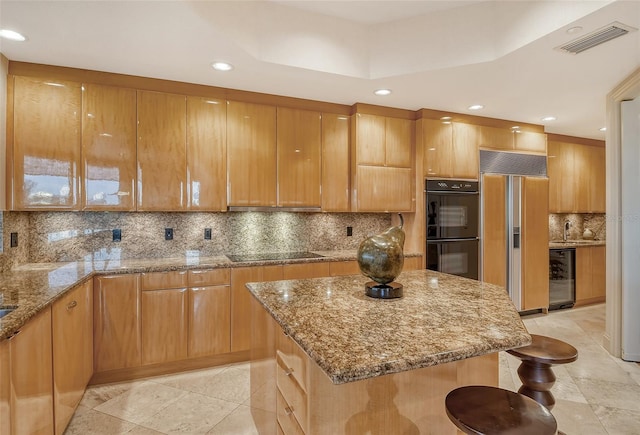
[247,269,531,384]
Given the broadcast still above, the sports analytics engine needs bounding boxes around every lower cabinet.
[8,308,54,435]
[141,288,188,365]
[0,339,9,435]
[576,246,606,305]
[52,280,93,435]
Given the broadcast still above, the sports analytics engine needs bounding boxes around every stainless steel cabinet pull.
[284,406,294,416]
[67,300,78,310]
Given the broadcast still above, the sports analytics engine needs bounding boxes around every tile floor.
[66,303,640,434]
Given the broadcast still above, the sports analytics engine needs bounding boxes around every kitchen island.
[247,269,530,434]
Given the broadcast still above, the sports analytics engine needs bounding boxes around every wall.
[8,212,390,264]
[548,213,607,241]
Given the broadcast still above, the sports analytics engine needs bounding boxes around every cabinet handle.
[7,330,21,340]
[67,300,78,310]
[284,406,294,416]
[284,368,294,377]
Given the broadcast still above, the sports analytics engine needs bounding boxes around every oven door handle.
[427,237,479,243]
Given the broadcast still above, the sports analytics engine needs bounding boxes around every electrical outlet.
[112,229,122,242]
[347,226,353,236]
[165,228,174,240]
[10,233,18,248]
[204,228,212,240]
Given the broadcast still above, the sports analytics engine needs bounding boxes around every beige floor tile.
[593,405,640,435]
[150,366,227,390]
[63,405,136,435]
[574,377,640,412]
[208,405,276,435]
[176,366,251,404]
[94,381,188,425]
[138,392,239,434]
[567,349,637,385]
[125,425,166,435]
[244,377,277,412]
[80,379,146,409]
[551,399,608,435]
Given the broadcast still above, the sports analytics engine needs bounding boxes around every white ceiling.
[1,0,639,140]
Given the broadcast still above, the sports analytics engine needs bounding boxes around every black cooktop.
[226,252,325,263]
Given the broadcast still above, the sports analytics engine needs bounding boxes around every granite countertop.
[0,250,421,341]
[247,269,531,384]
[549,240,606,248]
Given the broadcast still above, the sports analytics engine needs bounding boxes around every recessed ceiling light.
[599,127,607,132]
[211,61,233,71]
[0,29,26,41]
[567,26,583,34]
[374,89,392,96]
[468,104,484,110]
[541,116,557,122]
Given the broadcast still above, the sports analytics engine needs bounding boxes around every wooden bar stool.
[445,385,557,434]
[506,334,578,411]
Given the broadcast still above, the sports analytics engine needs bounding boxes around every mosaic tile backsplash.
[549,213,606,242]
[2,211,391,264]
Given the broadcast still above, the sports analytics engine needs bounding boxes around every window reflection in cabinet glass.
[23,156,75,206]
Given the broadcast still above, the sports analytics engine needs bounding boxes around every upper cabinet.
[422,119,478,180]
[10,76,81,210]
[137,91,187,211]
[352,112,415,212]
[227,101,277,207]
[321,113,350,212]
[547,137,605,213]
[186,96,227,211]
[82,84,137,210]
[277,107,322,208]
[514,131,547,154]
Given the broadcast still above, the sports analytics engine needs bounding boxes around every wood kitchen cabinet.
[514,131,547,154]
[355,165,413,212]
[0,339,9,435]
[354,113,412,168]
[477,125,513,151]
[277,107,322,208]
[521,177,550,311]
[140,271,188,365]
[588,145,606,213]
[186,96,227,211]
[482,174,507,287]
[231,266,283,352]
[187,269,231,358]
[321,113,350,212]
[10,76,82,210]
[9,308,54,435]
[227,101,277,207]
[93,274,142,372]
[421,119,478,180]
[282,262,331,280]
[137,90,187,211]
[548,140,576,212]
[52,279,93,435]
[576,246,606,305]
[82,83,137,210]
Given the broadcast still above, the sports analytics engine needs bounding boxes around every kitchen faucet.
[563,220,571,242]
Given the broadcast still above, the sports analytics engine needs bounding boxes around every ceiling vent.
[556,21,637,54]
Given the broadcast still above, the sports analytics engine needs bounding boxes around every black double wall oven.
[426,179,480,280]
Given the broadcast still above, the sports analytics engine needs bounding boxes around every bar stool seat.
[507,334,578,410]
[445,385,557,435]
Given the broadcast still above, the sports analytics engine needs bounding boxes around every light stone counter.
[0,251,420,341]
[549,240,606,248]
[247,269,530,384]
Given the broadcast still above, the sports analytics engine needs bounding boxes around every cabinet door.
[573,144,590,212]
[477,125,513,151]
[0,340,10,435]
[10,308,54,435]
[423,118,453,178]
[321,114,350,211]
[482,174,507,287]
[231,266,283,352]
[277,107,321,207]
[137,90,187,211]
[355,113,386,166]
[356,166,413,212]
[94,274,142,372]
[282,262,331,280]
[82,84,136,210]
[188,285,231,358]
[141,288,188,365]
[576,247,592,302]
[521,177,549,311]
[591,246,606,299]
[452,123,479,179]
[588,146,606,213]
[385,117,413,168]
[52,280,93,435]
[12,76,81,210]
[514,131,546,154]
[329,260,360,277]
[186,96,227,211]
[547,141,576,213]
[227,101,277,207]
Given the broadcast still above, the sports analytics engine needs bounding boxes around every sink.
[0,306,17,319]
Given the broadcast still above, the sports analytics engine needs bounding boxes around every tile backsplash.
[549,213,606,242]
[1,211,392,266]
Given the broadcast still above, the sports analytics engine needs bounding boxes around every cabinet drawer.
[276,389,305,435]
[188,269,230,287]
[141,271,187,290]
[277,355,307,432]
[276,331,308,393]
